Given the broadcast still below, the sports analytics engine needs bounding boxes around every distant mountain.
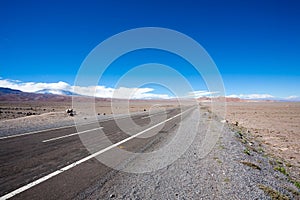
[0,87,109,102]
[197,96,276,102]
[198,96,300,102]
[198,97,249,102]
[35,89,79,96]
[0,87,71,102]
[0,87,23,94]
[274,97,300,102]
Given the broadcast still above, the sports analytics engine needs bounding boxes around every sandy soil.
[204,101,300,179]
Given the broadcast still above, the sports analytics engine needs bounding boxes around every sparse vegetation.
[286,163,292,168]
[276,160,283,165]
[258,184,290,200]
[274,166,289,176]
[243,148,251,155]
[241,138,247,144]
[292,180,300,189]
[235,131,243,139]
[213,157,222,164]
[269,159,276,166]
[284,186,300,197]
[257,147,264,153]
[224,177,230,183]
[241,161,261,170]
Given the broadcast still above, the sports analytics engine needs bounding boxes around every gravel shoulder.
[77,107,299,200]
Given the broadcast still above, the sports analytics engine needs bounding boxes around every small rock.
[110,194,115,198]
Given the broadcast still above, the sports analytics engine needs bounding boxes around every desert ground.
[204,101,300,180]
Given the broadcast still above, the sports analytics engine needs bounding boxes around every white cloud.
[226,94,274,99]
[285,95,299,100]
[0,79,70,92]
[72,85,170,99]
[0,78,171,99]
[187,90,219,98]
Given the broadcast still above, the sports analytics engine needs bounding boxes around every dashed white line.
[0,125,75,140]
[0,112,145,140]
[42,127,103,143]
[0,107,194,200]
[141,112,166,119]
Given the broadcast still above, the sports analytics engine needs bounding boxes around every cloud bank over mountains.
[226,94,275,99]
[0,78,298,101]
[0,78,171,99]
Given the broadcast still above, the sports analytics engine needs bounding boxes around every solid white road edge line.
[42,127,103,143]
[0,107,194,200]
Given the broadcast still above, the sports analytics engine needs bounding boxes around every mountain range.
[0,87,299,102]
[0,87,72,102]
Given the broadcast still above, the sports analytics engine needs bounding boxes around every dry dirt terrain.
[204,101,300,181]
[0,100,179,121]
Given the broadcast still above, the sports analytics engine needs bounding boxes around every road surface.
[0,106,194,199]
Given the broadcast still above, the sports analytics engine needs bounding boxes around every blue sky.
[0,0,299,99]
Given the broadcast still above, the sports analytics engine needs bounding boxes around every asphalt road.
[0,106,194,199]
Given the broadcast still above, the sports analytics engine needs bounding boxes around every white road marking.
[0,112,146,140]
[0,107,194,200]
[42,127,103,143]
[141,116,150,119]
[0,125,75,140]
[141,111,166,119]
